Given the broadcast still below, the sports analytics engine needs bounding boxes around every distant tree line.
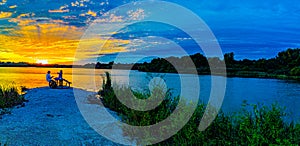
[132,48,300,79]
[225,48,300,76]
[93,61,114,69]
[0,62,73,68]
[2,48,299,79]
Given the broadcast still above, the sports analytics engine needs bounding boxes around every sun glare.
[36,59,48,64]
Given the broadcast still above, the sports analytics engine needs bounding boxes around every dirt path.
[0,87,123,145]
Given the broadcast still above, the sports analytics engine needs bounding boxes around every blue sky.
[0,0,299,63]
[176,0,300,59]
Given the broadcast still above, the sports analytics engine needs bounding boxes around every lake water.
[1,67,300,121]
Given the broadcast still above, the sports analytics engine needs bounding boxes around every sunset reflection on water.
[0,67,107,91]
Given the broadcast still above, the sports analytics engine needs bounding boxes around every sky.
[0,0,300,64]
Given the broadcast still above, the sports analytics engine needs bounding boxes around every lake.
[1,67,300,121]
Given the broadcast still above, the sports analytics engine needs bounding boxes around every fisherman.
[46,71,53,82]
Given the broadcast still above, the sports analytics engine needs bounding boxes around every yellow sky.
[0,22,130,64]
[0,0,148,65]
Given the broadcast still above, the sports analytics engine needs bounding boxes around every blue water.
[115,70,300,122]
[1,67,300,121]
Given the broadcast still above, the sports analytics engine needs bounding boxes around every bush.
[290,67,300,76]
[0,83,26,110]
[99,73,300,145]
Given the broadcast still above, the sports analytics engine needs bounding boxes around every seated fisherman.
[55,70,63,81]
[46,71,53,82]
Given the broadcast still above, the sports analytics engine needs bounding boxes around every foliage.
[99,73,300,145]
[0,82,26,110]
[224,52,235,66]
[290,67,300,76]
[99,72,178,124]
[135,48,300,80]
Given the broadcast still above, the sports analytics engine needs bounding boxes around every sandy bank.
[0,87,124,145]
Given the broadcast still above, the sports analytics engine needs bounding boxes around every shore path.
[0,87,124,145]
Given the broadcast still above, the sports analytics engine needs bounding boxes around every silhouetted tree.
[224,52,235,67]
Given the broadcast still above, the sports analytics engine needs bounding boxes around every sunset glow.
[0,20,132,64]
[0,1,134,64]
[36,59,48,64]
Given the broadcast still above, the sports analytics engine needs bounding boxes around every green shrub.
[0,82,26,110]
[99,73,300,145]
[233,103,298,145]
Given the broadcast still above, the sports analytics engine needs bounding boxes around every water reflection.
[1,67,300,121]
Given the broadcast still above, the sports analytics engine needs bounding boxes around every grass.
[99,72,300,145]
[0,82,27,114]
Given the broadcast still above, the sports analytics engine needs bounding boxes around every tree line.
[133,48,300,78]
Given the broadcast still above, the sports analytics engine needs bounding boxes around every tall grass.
[0,82,26,110]
[99,72,300,145]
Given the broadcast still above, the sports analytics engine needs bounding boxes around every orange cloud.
[0,23,131,64]
[9,18,37,26]
[9,5,17,9]
[8,13,37,26]
[59,5,68,10]
[17,13,35,18]
[0,24,82,64]
[48,9,70,13]
[0,11,13,19]
[87,10,97,17]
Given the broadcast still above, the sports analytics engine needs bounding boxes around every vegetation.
[133,48,300,80]
[0,83,27,114]
[99,73,300,145]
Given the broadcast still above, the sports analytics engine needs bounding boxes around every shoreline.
[1,80,299,145]
[0,87,125,145]
[1,66,299,82]
[137,69,300,82]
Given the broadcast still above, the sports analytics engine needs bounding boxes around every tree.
[95,62,102,69]
[224,52,235,67]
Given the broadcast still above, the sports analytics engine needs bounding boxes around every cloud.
[76,37,130,60]
[93,13,123,23]
[49,4,70,13]
[9,18,36,26]
[86,10,97,17]
[17,13,35,19]
[48,9,70,13]
[71,0,88,7]
[0,52,30,62]
[0,21,132,64]
[0,23,83,63]
[0,11,13,19]
[50,19,69,25]
[0,0,6,5]
[92,8,145,23]
[9,5,17,9]
[127,8,145,21]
